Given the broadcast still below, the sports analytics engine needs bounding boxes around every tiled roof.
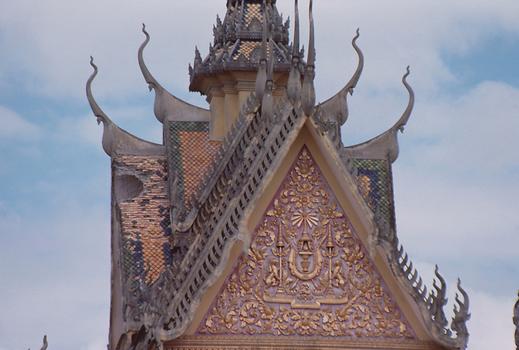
[167,121,221,212]
[117,125,220,286]
[116,156,172,285]
[233,40,284,63]
[351,159,395,236]
[244,3,262,27]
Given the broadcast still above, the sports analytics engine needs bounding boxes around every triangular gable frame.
[175,118,440,349]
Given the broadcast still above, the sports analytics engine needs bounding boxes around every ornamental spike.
[255,0,268,101]
[287,0,302,104]
[301,0,316,115]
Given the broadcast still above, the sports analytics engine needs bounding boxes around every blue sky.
[0,0,518,349]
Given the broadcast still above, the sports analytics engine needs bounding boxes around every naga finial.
[348,28,363,95]
[451,278,470,347]
[40,335,48,350]
[138,23,160,92]
[86,56,110,126]
[394,65,414,133]
[301,0,316,116]
[430,265,449,330]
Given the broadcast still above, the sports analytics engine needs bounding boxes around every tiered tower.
[87,1,471,349]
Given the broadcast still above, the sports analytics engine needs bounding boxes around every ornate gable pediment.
[194,147,415,340]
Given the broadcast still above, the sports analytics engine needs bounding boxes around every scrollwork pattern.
[198,148,414,339]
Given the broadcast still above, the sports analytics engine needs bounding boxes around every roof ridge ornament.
[317,28,364,127]
[451,279,471,345]
[301,0,316,116]
[255,0,268,101]
[343,66,414,163]
[87,57,113,127]
[39,335,48,350]
[388,242,471,349]
[287,0,302,104]
[86,57,164,157]
[262,2,276,124]
[312,28,364,147]
[138,24,210,123]
[395,66,414,133]
[430,265,449,330]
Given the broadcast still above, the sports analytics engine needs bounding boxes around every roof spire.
[292,0,300,56]
[301,0,316,115]
[307,0,315,66]
[262,24,275,123]
[255,0,268,101]
[287,0,301,104]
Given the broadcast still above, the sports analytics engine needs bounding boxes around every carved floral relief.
[197,147,414,339]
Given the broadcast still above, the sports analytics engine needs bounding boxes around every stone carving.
[86,57,164,158]
[198,148,414,339]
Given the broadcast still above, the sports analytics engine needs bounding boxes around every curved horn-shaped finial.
[86,57,164,157]
[40,335,48,350]
[317,28,364,125]
[138,24,210,123]
[343,65,414,163]
[287,0,302,104]
[394,66,415,133]
[86,56,112,126]
[138,23,161,92]
[301,0,316,115]
[350,28,363,87]
[255,0,268,101]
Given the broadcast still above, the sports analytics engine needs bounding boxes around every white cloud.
[468,290,516,350]
[0,201,110,350]
[83,338,108,350]
[0,0,517,102]
[0,106,40,140]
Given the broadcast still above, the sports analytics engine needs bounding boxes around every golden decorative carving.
[197,148,414,339]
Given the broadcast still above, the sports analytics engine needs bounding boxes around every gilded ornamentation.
[198,147,414,339]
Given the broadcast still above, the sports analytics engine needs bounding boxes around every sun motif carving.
[197,147,415,339]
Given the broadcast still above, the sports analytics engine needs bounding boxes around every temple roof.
[189,0,294,93]
[85,1,471,349]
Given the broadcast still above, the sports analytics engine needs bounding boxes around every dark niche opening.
[115,174,144,203]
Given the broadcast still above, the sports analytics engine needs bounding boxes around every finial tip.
[142,23,149,37]
[89,56,96,69]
